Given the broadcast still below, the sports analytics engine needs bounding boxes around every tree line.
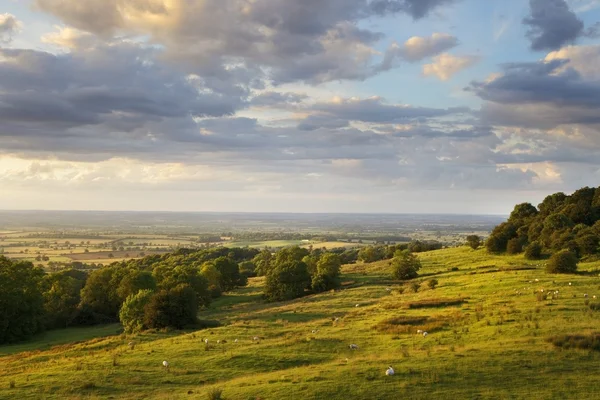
[486,187,600,273]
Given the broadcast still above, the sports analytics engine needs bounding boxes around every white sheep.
[311,330,319,334]
[334,317,340,322]
[204,339,209,344]
[234,339,239,343]
[216,340,221,344]
[253,336,260,342]
[594,295,597,299]
[423,332,428,337]
[162,360,169,369]
[416,329,423,334]
[569,282,572,286]
[355,304,360,307]
[349,344,359,350]
[386,366,395,376]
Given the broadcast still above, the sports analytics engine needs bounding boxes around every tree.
[42,270,86,329]
[78,267,121,320]
[252,249,273,276]
[144,284,198,330]
[391,251,421,280]
[486,222,517,253]
[153,264,211,308]
[427,278,439,289]
[116,270,156,303]
[213,256,245,292]
[311,253,342,293]
[466,235,482,250]
[0,257,46,343]
[119,289,154,334]
[546,250,578,274]
[239,261,256,277]
[524,241,543,260]
[265,261,310,302]
[200,262,222,298]
[506,238,523,254]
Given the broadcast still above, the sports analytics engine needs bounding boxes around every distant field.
[2,247,600,399]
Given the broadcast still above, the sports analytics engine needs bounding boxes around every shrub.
[391,251,421,281]
[144,284,198,330]
[264,261,310,302]
[410,282,421,293]
[546,250,578,274]
[427,279,439,290]
[466,235,482,250]
[524,241,543,260]
[548,333,600,351]
[207,388,223,400]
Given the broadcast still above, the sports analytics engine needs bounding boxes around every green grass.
[2,247,600,399]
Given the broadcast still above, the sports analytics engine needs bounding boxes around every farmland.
[2,246,600,399]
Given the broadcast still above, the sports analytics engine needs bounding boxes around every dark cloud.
[310,97,470,123]
[34,0,458,84]
[297,115,350,131]
[523,0,585,51]
[467,60,600,108]
[251,92,308,108]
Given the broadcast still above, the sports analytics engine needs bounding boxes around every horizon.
[1,1,600,213]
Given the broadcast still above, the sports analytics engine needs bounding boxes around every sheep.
[253,336,260,342]
[216,340,221,344]
[162,360,169,370]
[422,332,428,337]
[334,317,340,323]
[386,366,395,376]
[234,339,238,343]
[594,295,597,299]
[204,339,209,344]
[569,282,572,286]
[355,304,360,307]
[128,341,135,350]
[311,330,319,334]
[416,329,423,334]
[349,344,359,350]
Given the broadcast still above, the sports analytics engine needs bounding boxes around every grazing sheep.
[355,304,360,307]
[162,361,169,370]
[204,339,209,344]
[594,295,597,299]
[234,339,238,343]
[128,341,135,350]
[253,336,260,342]
[311,330,319,334]
[423,332,428,337]
[349,344,359,350]
[416,330,423,334]
[334,317,340,323]
[569,282,572,286]
[216,340,221,344]
[386,366,395,376]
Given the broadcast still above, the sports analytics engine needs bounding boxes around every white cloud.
[422,53,479,81]
[545,45,600,79]
[0,13,22,44]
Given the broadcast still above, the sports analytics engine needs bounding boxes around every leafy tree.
[213,256,245,292]
[275,247,310,265]
[153,264,211,308]
[466,235,482,250]
[239,261,256,277]
[252,249,273,276]
[486,222,517,253]
[116,270,156,303]
[119,289,154,334]
[0,257,46,343]
[506,238,523,254]
[144,284,198,329]
[311,253,342,293]
[358,246,386,263]
[427,278,439,289]
[79,267,121,320]
[524,241,543,260]
[391,251,421,280]
[546,250,578,274]
[42,270,86,328]
[265,261,311,302]
[200,262,222,297]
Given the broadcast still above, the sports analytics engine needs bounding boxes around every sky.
[0,0,600,214]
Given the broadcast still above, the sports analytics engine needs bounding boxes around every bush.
[410,282,421,293]
[143,284,198,330]
[466,235,482,250]
[524,241,543,260]
[391,251,421,281]
[546,250,578,274]
[207,388,223,400]
[427,279,439,290]
[548,333,600,351]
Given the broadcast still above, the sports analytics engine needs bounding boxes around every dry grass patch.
[548,333,600,351]
[406,298,466,309]
[373,315,449,335]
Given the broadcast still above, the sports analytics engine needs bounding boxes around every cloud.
[544,45,600,79]
[250,92,308,108]
[309,96,470,123]
[523,0,585,51]
[33,0,458,85]
[423,53,479,81]
[0,13,22,44]
[379,32,458,70]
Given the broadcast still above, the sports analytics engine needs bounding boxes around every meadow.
[1,247,599,399]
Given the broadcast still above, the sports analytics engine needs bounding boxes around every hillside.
[2,247,600,399]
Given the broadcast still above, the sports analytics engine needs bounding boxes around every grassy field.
[2,247,600,399]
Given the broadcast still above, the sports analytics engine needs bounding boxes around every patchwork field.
[2,247,600,399]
